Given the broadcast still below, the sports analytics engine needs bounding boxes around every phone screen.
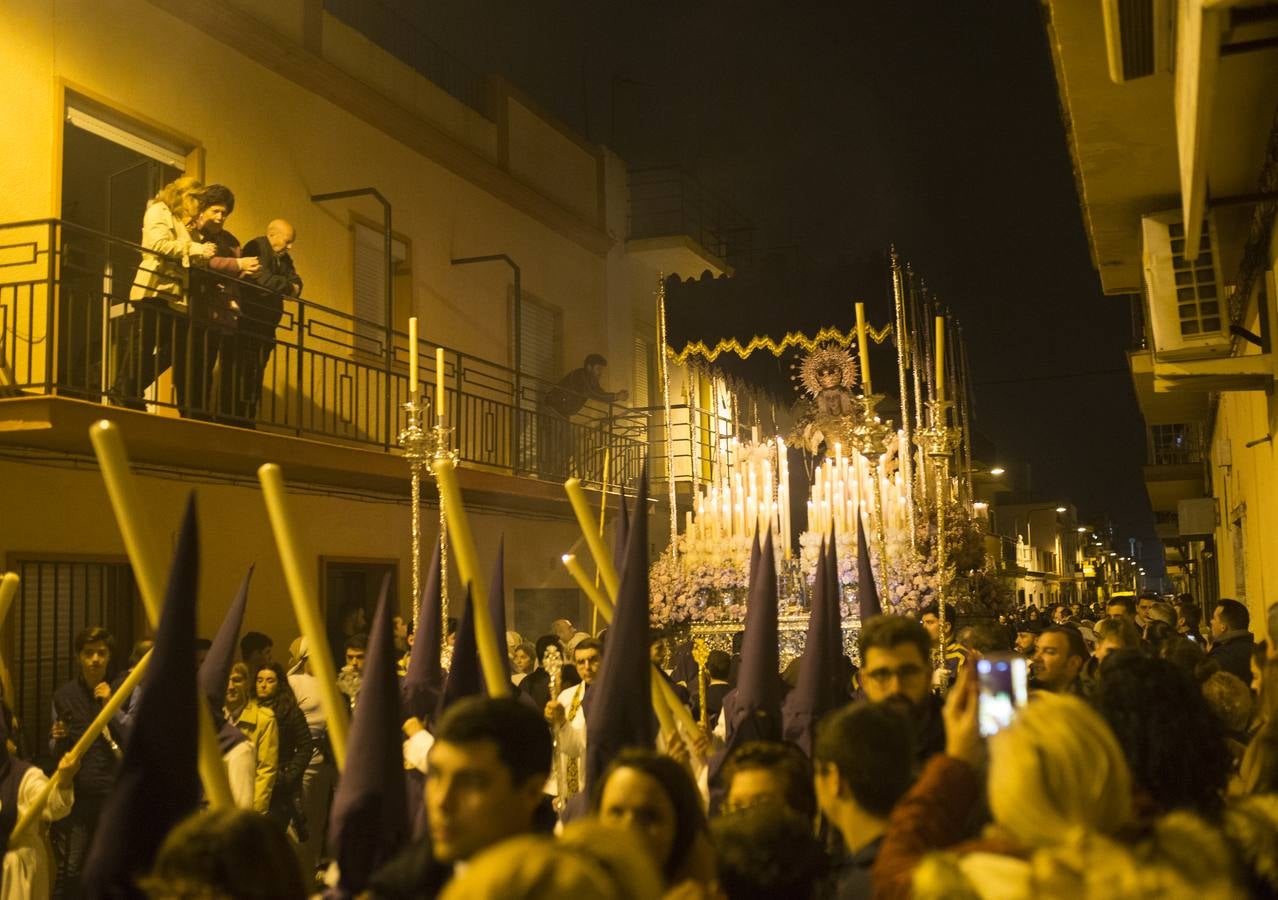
[977,655,1028,737]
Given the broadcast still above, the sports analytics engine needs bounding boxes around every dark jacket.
[872,755,1025,900]
[189,226,244,331]
[518,665,580,710]
[542,367,621,418]
[51,676,119,797]
[239,236,301,337]
[266,697,313,795]
[368,833,453,900]
[1209,630,1255,684]
[821,836,882,900]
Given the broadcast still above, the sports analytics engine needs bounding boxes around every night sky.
[420,1,1158,570]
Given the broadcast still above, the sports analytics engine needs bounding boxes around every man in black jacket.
[219,219,301,427]
[1208,598,1255,684]
[538,354,628,479]
[50,627,120,898]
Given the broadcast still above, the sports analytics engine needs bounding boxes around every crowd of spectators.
[8,590,1278,899]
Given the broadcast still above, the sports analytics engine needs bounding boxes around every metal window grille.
[1148,422,1204,465]
[1167,221,1222,337]
[9,558,137,762]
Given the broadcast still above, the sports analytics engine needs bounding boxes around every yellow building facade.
[1,0,745,739]
[1046,0,1278,638]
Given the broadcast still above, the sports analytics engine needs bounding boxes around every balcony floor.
[0,395,594,518]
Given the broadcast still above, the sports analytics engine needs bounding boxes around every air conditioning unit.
[1141,209,1230,361]
[1101,0,1175,83]
[1177,497,1216,539]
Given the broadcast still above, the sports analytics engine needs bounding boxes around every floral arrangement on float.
[648,534,753,627]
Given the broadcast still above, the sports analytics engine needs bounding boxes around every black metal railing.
[0,219,651,490]
[628,166,755,265]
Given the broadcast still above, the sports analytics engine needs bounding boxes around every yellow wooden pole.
[89,421,233,808]
[10,650,153,842]
[0,572,19,630]
[562,555,613,620]
[565,478,619,599]
[0,572,16,723]
[257,463,349,769]
[430,457,508,698]
[592,448,611,635]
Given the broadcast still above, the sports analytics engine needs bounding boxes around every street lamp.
[1055,506,1067,513]
[989,466,1006,476]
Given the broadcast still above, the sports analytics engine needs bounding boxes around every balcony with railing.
[626,166,754,279]
[0,219,762,507]
[0,219,655,497]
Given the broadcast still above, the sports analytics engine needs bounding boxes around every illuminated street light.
[989,467,1005,476]
[973,501,989,510]
[1076,526,1088,533]
[1055,506,1067,513]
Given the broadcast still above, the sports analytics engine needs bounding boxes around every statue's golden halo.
[798,344,858,398]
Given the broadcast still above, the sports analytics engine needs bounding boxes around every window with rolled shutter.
[512,293,561,473]
[353,222,407,355]
[520,303,558,383]
[632,336,651,407]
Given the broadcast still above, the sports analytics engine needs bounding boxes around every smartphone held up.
[976,653,1028,737]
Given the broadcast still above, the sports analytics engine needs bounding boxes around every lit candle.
[408,317,419,396]
[934,315,946,404]
[856,302,872,394]
[436,346,446,419]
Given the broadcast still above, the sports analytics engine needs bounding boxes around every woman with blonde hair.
[111,175,216,410]
[875,666,1239,898]
[224,662,278,815]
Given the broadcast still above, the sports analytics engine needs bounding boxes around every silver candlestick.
[399,394,455,652]
[850,393,896,601]
[917,399,961,684]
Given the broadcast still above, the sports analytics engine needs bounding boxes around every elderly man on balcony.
[538,354,628,480]
[219,219,301,427]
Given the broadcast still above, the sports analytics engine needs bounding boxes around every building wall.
[1208,228,1278,642]
[1,0,631,381]
[1210,370,1278,641]
[0,455,600,648]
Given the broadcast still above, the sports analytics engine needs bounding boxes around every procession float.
[648,251,1012,667]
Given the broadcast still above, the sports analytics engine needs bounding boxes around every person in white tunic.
[3,752,78,900]
[545,639,602,801]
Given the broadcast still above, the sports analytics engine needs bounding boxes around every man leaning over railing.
[217,219,301,428]
[537,354,628,481]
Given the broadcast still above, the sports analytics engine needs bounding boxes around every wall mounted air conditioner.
[1101,0,1175,83]
[1178,497,1217,539]
[1141,209,1230,361]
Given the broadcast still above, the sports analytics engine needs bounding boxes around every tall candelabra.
[850,393,895,598]
[917,399,961,680]
[399,395,454,651]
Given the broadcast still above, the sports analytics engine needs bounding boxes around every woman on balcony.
[109,176,216,411]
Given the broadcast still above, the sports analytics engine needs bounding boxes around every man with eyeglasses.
[856,616,944,764]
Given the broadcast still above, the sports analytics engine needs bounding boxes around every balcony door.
[59,93,187,401]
